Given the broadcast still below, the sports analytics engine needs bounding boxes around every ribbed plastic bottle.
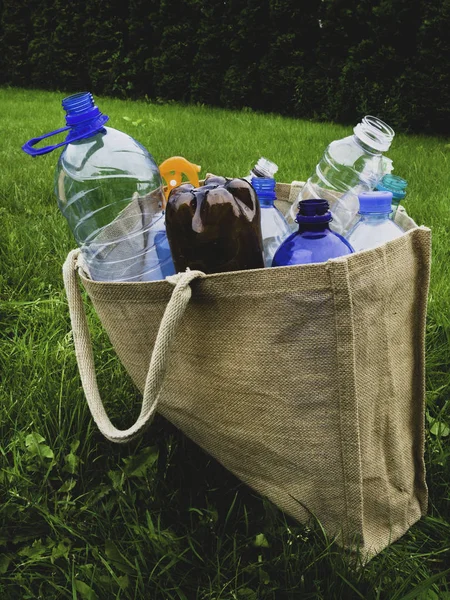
[22,92,175,282]
[375,174,407,219]
[251,177,291,267]
[345,192,404,252]
[272,199,354,266]
[287,116,395,236]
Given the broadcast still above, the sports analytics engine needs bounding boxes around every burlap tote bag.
[62,182,431,560]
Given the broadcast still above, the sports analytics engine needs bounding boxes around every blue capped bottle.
[251,177,291,267]
[272,199,354,266]
[22,92,175,282]
[345,192,404,252]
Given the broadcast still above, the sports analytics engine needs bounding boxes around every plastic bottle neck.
[295,198,333,229]
[251,177,276,207]
[353,116,394,153]
[251,157,278,179]
[260,198,276,207]
[297,222,331,233]
[62,92,109,141]
[359,212,391,222]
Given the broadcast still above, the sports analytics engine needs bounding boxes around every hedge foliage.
[1,0,449,134]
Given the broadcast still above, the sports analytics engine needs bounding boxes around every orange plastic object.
[159,156,201,204]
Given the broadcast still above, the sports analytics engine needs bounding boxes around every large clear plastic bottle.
[273,199,354,267]
[23,92,175,282]
[251,177,291,267]
[345,192,404,252]
[287,116,395,236]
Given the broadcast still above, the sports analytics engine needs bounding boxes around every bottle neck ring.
[359,211,392,219]
[296,199,332,224]
[297,222,331,232]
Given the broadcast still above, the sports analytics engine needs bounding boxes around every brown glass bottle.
[165,176,264,274]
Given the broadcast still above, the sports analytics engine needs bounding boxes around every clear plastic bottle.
[272,199,354,267]
[251,177,291,267]
[287,116,395,236]
[345,192,404,252]
[375,174,407,219]
[244,157,278,182]
[23,92,175,282]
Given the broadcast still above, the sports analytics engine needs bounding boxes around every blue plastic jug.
[272,199,354,266]
[22,92,175,282]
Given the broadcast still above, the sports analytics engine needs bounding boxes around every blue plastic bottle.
[22,92,175,282]
[375,174,407,219]
[345,192,404,252]
[251,177,291,267]
[272,199,354,266]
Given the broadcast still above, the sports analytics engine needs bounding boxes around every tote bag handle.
[63,249,204,444]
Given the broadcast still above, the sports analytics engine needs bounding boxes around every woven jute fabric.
[63,182,431,560]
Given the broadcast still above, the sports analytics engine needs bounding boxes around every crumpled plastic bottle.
[287,116,395,236]
[165,176,264,274]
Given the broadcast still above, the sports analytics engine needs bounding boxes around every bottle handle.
[22,115,109,156]
[22,126,73,156]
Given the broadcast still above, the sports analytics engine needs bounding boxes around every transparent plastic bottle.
[375,174,407,219]
[345,192,404,252]
[23,92,175,282]
[251,177,291,267]
[287,116,395,236]
[272,199,354,267]
[244,157,278,182]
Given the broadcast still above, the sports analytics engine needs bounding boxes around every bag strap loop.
[62,249,204,444]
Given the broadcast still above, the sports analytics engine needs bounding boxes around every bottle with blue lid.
[251,177,291,267]
[272,199,354,267]
[22,92,175,282]
[345,191,404,252]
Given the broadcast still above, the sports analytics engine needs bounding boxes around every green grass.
[0,86,449,599]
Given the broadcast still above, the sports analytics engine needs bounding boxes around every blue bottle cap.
[358,191,393,214]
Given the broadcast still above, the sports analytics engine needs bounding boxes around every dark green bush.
[0,0,448,133]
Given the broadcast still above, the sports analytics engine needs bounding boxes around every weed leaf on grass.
[74,580,98,600]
